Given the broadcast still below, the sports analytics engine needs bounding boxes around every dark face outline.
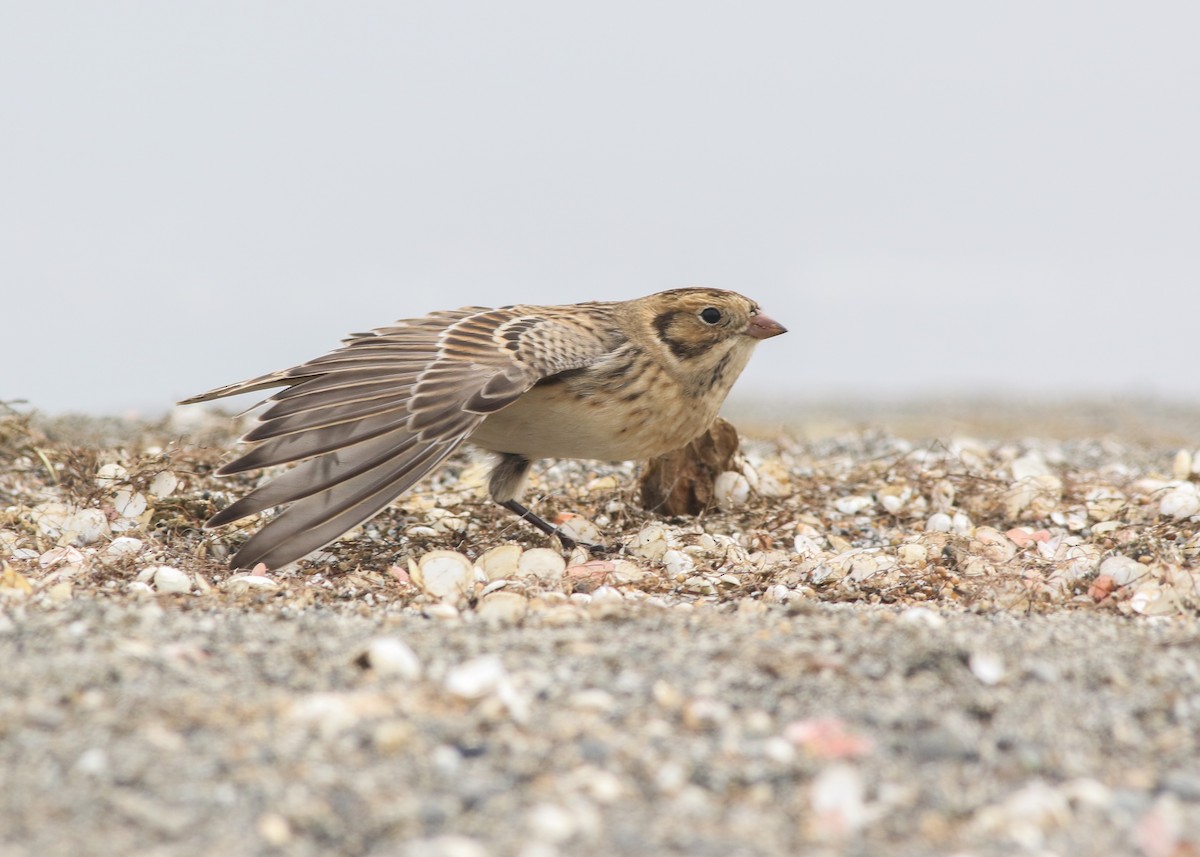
[651,291,758,361]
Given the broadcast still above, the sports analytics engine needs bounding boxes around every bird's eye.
[699,307,722,325]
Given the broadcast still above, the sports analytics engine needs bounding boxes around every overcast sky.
[3,2,1198,416]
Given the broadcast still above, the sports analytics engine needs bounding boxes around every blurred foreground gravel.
[2,400,1199,856]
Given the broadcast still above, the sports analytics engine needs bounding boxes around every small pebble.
[880,493,904,515]
[568,689,617,711]
[899,606,945,628]
[926,512,953,533]
[362,637,422,680]
[809,763,868,838]
[256,813,292,847]
[1162,770,1200,801]
[969,650,1006,685]
[74,747,110,778]
[524,802,577,845]
[444,655,507,701]
[1171,449,1192,480]
[400,836,490,857]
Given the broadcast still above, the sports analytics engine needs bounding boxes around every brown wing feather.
[183,301,621,569]
[207,428,424,527]
[229,437,461,570]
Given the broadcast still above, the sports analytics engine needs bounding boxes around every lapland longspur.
[181,287,786,569]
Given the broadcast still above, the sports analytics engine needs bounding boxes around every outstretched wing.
[182,303,618,569]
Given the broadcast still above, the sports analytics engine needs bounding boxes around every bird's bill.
[746,313,787,340]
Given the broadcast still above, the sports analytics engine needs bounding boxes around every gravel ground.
[2,400,1200,856]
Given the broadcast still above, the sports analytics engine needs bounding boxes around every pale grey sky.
[3,1,1198,415]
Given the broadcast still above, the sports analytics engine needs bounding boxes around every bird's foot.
[556,533,612,555]
[499,499,612,555]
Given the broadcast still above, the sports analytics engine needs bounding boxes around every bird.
[180,287,786,569]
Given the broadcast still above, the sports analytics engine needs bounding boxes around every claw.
[500,499,612,554]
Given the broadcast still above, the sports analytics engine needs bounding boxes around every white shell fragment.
[879,492,904,515]
[30,503,70,539]
[1085,487,1126,522]
[94,463,128,489]
[148,471,179,499]
[630,525,669,560]
[1004,474,1064,519]
[926,513,953,533]
[414,550,475,599]
[362,637,422,680]
[1129,584,1175,615]
[103,536,144,560]
[1010,451,1053,481]
[1160,485,1200,520]
[834,495,873,515]
[1098,555,1146,587]
[517,548,566,582]
[476,591,529,624]
[809,763,868,837]
[714,471,751,509]
[591,585,625,604]
[221,574,280,594]
[662,549,694,578]
[475,544,522,581]
[971,528,1017,564]
[63,508,111,546]
[969,651,1006,686]
[112,489,148,520]
[150,565,192,594]
[444,655,508,701]
[556,515,604,546]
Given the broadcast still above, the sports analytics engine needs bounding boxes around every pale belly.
[468,380,724,462]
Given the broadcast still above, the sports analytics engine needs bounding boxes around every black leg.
[499,499,609,554]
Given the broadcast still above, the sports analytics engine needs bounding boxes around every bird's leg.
[491,453,610,553]
[499,499,610,554]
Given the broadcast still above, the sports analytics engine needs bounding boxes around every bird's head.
[629,287,786,390]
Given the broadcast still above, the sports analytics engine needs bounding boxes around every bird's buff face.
[635,288,786,390]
